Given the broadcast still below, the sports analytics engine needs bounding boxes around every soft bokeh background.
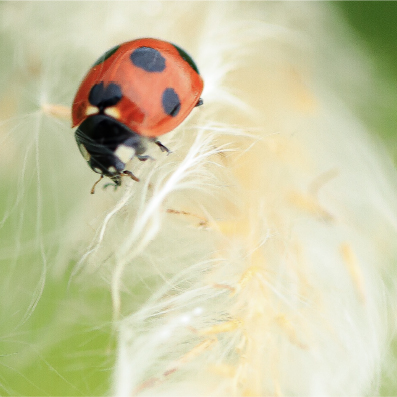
[336,2,397,152]
[0,2,397,396]
[338,8,397,393]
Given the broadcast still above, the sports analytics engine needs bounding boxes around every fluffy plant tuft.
[0,2,397,396]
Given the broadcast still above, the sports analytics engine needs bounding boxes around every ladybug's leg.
[137,155,154,162]
[154,140,171,154]
[102,171,139,192]
[103,182,118,191]
[195,98,203,107]
[122,170,140,182]
[103,174,122,191]
[90,174,104,194]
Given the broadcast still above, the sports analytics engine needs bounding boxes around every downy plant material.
[0,2,397,396]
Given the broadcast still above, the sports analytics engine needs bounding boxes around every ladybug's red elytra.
[72,38,204,193]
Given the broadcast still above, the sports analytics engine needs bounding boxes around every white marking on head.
[85,105,99,116]
[93,167,102,174]
[104,107,121,119]
[115,145,136,164]
[79,144,91,161]
[108,166,117,174]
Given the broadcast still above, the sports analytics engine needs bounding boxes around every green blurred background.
[338,5,397,396]
[338,4,397,393]
[338,2,397,75]
[337,2,397,155]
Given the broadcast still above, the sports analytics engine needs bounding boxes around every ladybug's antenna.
[122,170,140,182]
[91,174,104,194]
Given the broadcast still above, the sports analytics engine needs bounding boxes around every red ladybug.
[72,38,204,193]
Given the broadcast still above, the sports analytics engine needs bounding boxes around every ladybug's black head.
[75,114,146,183]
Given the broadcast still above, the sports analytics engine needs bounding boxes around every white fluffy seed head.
[0,2,397,396]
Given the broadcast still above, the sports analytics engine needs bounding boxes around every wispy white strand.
[111,129,226,316]
[1,2,397,396]
[70,183,134,281]
[17,113,47,328]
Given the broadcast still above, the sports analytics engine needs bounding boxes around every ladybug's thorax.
[75,114,147,177]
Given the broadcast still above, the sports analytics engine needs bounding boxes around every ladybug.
[72,38,204,193]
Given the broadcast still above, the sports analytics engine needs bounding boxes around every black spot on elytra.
[92,44,120,67]
[162,88,180,117]
[172,44,200,74]
[88,82,122,111]
[130,47,166,72]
